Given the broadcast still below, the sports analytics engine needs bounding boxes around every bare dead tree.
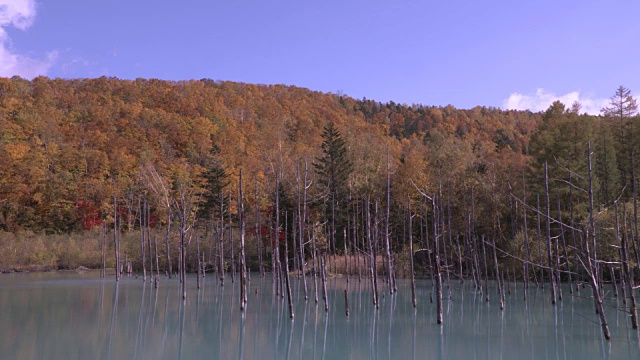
[274,173,283,298]
[544,162,557,304]
[239,170,248,311]
[481,234,489,302]
[384,148,393,295]
[255,179,264,278]
[321,254,329,312]
[555,196,563,301]
[616,201,638,329]
[408,196,416,308]
[196,233,201,290]
[229,196,235,284]
[138,196,147,282]
[284,211,293,319]
[537,194,543,288]
[219,193,225,286]
[491,236,504,310]
[558,195,572,295]
[432,195,443,324]
[366,197,378,308]
[312,221,319,304]
[101,223,106,278]
[586,140,611,340]
[522,172,530,301]
[146,198,153,280]
[140,164,173,278]
[113,193,120,282]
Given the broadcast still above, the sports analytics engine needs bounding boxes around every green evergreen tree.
[314,122,352,198]
[313,122,353,252]
[594,123,620,205]
[201,143,229,221]
[601,86,638,196]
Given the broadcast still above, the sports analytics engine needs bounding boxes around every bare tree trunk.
[344,228,349,283]
[202,251,206,278]
[255,180,263,278]
[181,229,186,298]
[481,234,489,302]
[284,211,294,319]
[101,223,106,278]
[239,170,248,310]
[425,196,436,300]
[491,237,504,310]
[558,194,572,295]
[633,153,640,275]
[275,174,283,297]
[355,204,361,282]
[568,163,578,292]
[471,189,482,292]
[312,224,319,304]
[293,212,298,277]
[154,233,160,279]
[555,196,564,301]
[114,194,120,282]
[322,254,329,312]
[522,172,530,300]
[616,201,638,329]
[433,196,443,325]
[219,194,225,286]
[367,198,378,308]
[229,196,235,284]
[408,197,416,308]
[609,265,618,297]
[444,183,452,294]
[298,163,308,300]
[618,209,628,304]
[332,191,337,275]
[175,184,191,300]
[544,162,557,304]
[373,201,381,303]
[346,197,351,280]
[165,212,172,278]
[537,194,543,288]
[587,140,611,340]
[139,197,147,282]
[178,233,182,283]
[147,199,153,280]
[196,233,201,290]
[385,149,393,295]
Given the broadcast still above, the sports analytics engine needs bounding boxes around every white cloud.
[502,88,609,115]
[0,0,56,78]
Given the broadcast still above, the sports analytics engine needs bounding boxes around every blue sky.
[1,0,639,113]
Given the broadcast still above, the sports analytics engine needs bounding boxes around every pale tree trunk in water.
[544,162,557,305]
[408,197,416,308]
[239,170,248,310]
[586,140,611,340]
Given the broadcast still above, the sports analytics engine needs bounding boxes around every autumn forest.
[3,76,640,338]
[0,77,633,266]
[0,76,539,260]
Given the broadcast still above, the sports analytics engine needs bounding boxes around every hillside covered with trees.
[1,77,638,299]
[0,76,538,233]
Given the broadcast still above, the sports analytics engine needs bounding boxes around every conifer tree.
[313,122,353,253]
[201,143,229,220]
[594,123,620,205]
[601,86,638,196]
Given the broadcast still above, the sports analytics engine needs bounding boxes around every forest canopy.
[0,76,629,240]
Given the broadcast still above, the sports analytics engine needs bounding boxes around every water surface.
[1,272,639,359]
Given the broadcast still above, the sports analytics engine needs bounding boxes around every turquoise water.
[0,272,638,359]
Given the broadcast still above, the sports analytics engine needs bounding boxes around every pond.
[1,272,639,359]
